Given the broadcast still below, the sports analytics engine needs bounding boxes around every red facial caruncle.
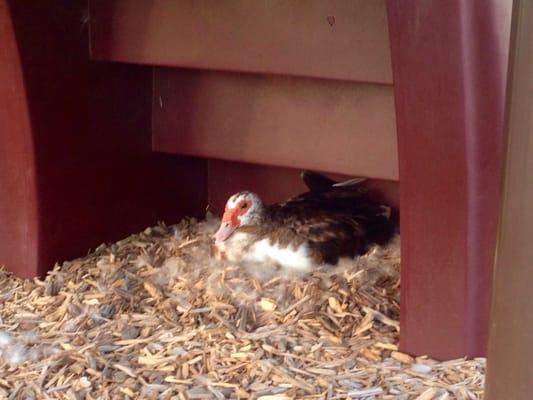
[214,198,251,243]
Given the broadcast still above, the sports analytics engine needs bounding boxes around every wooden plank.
[486,0,533,398]
[0,0,39,277]
[2,0,207,278]
[89,0,392,84]
[387,0,511,359]
[153,67,398,180]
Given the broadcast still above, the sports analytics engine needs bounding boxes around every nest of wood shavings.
[0,214,485,400]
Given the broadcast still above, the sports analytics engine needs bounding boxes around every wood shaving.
[0,214,485,399]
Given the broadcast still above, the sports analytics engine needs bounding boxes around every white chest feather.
[216,233,313,272]
[215,232,253,262]
[246,239,313,272]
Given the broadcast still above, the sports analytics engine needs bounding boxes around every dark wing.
[266,183,396,263]
[264,203,370,264]
[301,170,336,192]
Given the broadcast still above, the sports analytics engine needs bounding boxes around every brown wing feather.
[262,183,395,264]
[260,207,365,265]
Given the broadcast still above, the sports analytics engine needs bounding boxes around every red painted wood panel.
[1,0,207,278]
[89,0,392,84]
[0,0,39,277]
[387,0,511,359]
[153,68,398,180]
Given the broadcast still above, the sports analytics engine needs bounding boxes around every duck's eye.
[241,202,248,209]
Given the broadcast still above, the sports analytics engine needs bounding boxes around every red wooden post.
[0,0,207,278]
[387,0,511,358]
[0,0,39,277]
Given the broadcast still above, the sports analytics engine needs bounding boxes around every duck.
[213,171,396,272]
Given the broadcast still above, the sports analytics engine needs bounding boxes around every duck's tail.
[301,170,398,245]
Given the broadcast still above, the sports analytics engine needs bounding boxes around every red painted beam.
[152,68,398,181]
[387,0,511,358]
[89,0,393,84]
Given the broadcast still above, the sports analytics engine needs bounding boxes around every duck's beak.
[213,221,237,243]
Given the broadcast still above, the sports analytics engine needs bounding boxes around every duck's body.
[214,171,395,272]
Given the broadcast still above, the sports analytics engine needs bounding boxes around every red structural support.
[387,0,511,358]
[0,0,39,277]
[0,0,207,278]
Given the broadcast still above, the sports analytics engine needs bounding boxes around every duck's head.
[213,191,264,243]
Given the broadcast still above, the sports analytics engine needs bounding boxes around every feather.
[332,177,367,187]
[301,170,367,191]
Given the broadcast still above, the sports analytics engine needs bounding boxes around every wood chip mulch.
[0,214,485,399]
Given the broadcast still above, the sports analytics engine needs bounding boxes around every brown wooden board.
[89,0,392,84]
[152,68,398,180]
[486,0,533,397]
